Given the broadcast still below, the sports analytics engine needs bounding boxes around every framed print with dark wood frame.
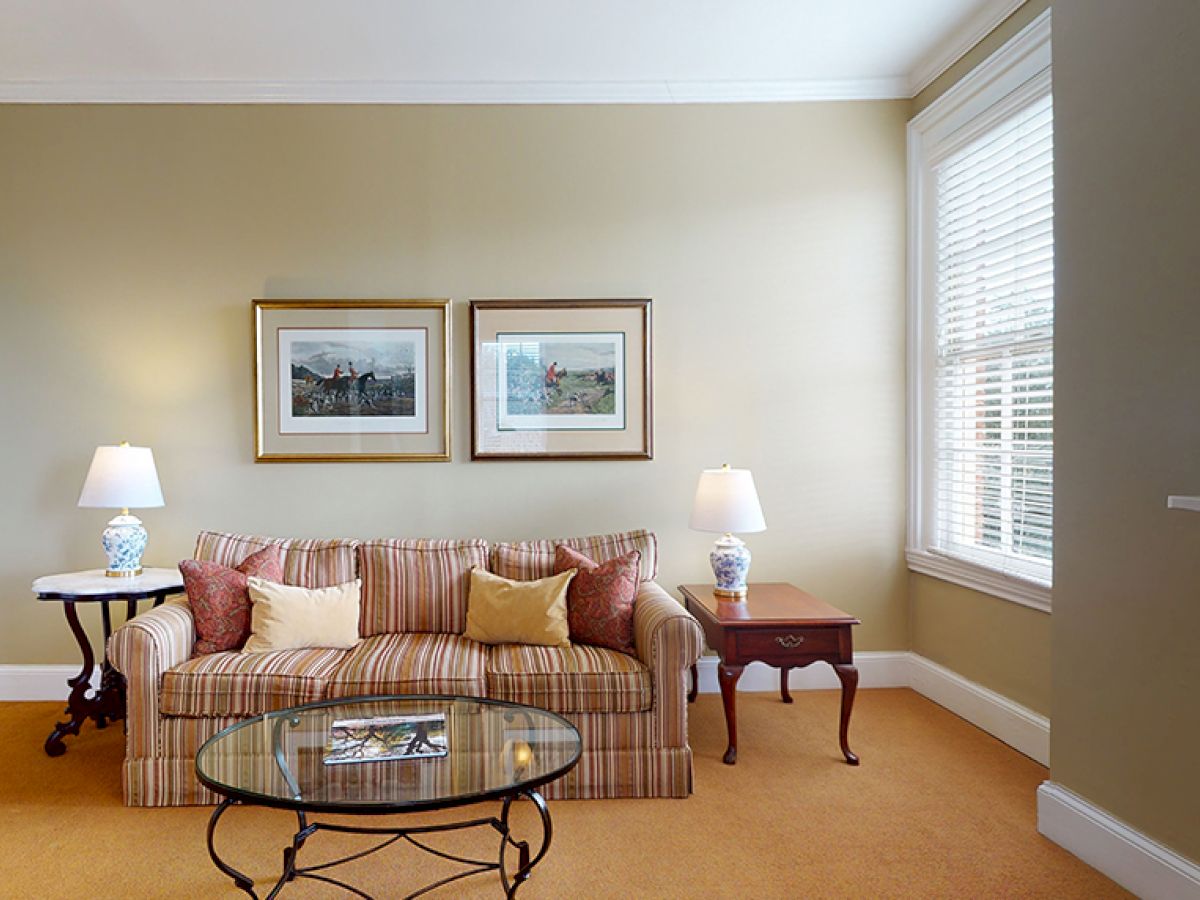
[470,299,652,460]
[253,299,450,462]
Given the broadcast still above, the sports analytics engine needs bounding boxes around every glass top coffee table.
[196,695,582,899]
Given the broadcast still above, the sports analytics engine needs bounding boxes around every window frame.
[907,9,1053,613]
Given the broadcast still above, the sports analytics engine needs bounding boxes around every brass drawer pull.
[775,634,805,649]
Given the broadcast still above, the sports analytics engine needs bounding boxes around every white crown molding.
[1038,782,1200,899]
[664,78,909,103]
[0,77,909,105]
[907,0,1026,96]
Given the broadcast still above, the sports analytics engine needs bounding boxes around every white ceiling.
[0,0,1020,103]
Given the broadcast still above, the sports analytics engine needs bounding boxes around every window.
[907,10,1053,611]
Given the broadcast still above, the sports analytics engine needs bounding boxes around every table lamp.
[77,442,165,577]
[689,464,766,598]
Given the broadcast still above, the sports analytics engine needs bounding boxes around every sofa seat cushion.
[160,647,348,717]
[326,633,488,699]
[485,643,652,714]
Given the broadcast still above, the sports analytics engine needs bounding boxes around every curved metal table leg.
[207,798,257,898]
[206,789,558,898]
[263,812,310,900]
[499,790,552,898]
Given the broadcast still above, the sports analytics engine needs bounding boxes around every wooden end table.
[33,568,184,756]
[679,582,861,766]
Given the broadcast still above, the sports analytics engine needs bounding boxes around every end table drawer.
[734,627,843,661]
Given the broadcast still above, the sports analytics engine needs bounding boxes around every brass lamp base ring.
[105,568,143,578]
[713,586,747,599]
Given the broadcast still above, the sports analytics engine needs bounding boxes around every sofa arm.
[108,598,195,759]
[634,581,704,749]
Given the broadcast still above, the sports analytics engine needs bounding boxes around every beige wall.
[1053,0,1200,862]
[907,0,1055,718]
[0,103,909,665]
[910,575,1051,716]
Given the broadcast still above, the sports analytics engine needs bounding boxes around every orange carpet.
[0,690,1127,898]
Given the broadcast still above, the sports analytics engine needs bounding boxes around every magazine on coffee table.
[324,712,448,765]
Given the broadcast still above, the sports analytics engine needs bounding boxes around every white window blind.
[932,92,1054,585]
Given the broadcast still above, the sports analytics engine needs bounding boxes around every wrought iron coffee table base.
[207,789,553,899]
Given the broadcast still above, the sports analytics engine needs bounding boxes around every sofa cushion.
[485,643,653,714]
[463,569,574,648]
[326,633,488,698]
[243,578,362,653]
[357,539,489,636]
[181,546,284,656]
[554,546,640,655]
[160,647,348,717]
[193,531,358,589]
[492,529,658,583]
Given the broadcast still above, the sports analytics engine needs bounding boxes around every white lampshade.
[78,444,165,510]
[689,466,766,534]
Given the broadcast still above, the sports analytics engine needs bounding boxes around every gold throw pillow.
[242,577,361,653]
[463,568,575,647]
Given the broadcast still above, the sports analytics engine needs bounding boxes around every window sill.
[906,549,1051,613]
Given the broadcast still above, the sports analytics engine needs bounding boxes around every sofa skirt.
[122,744,692,807]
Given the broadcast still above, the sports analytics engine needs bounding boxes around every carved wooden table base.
[33,569,183,757]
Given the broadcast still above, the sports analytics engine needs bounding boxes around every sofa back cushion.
[357,539,489,636]
[193,531,358,589]
[491,529,658,583]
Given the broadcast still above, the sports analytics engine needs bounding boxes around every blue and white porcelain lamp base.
[101,509,148,577]
[710,533,752,599]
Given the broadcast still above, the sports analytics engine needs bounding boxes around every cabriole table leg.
[717,663,744,765]
[833,662,860,765]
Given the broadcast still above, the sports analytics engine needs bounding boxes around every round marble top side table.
[32,568,184,757]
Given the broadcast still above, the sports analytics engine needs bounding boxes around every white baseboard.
[695,650,1049,766]
[906,653,1050,766]
[0,664,101,701]
[693,651,910,695]
[1038,781,1200,900]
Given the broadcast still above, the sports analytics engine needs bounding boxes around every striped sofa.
[108,529,704,807]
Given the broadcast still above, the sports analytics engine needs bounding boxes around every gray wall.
[1053,0,1200,861]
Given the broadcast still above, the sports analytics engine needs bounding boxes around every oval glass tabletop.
[196,695,582,813]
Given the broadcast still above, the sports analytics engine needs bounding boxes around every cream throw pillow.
[463,568,575,647]
[242,577,361,653]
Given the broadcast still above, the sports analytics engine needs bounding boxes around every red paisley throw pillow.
[181,546,284,656]
[553,545,640,655]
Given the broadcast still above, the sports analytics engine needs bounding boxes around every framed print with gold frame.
[253,299,450,462]
[470,299,652,460]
